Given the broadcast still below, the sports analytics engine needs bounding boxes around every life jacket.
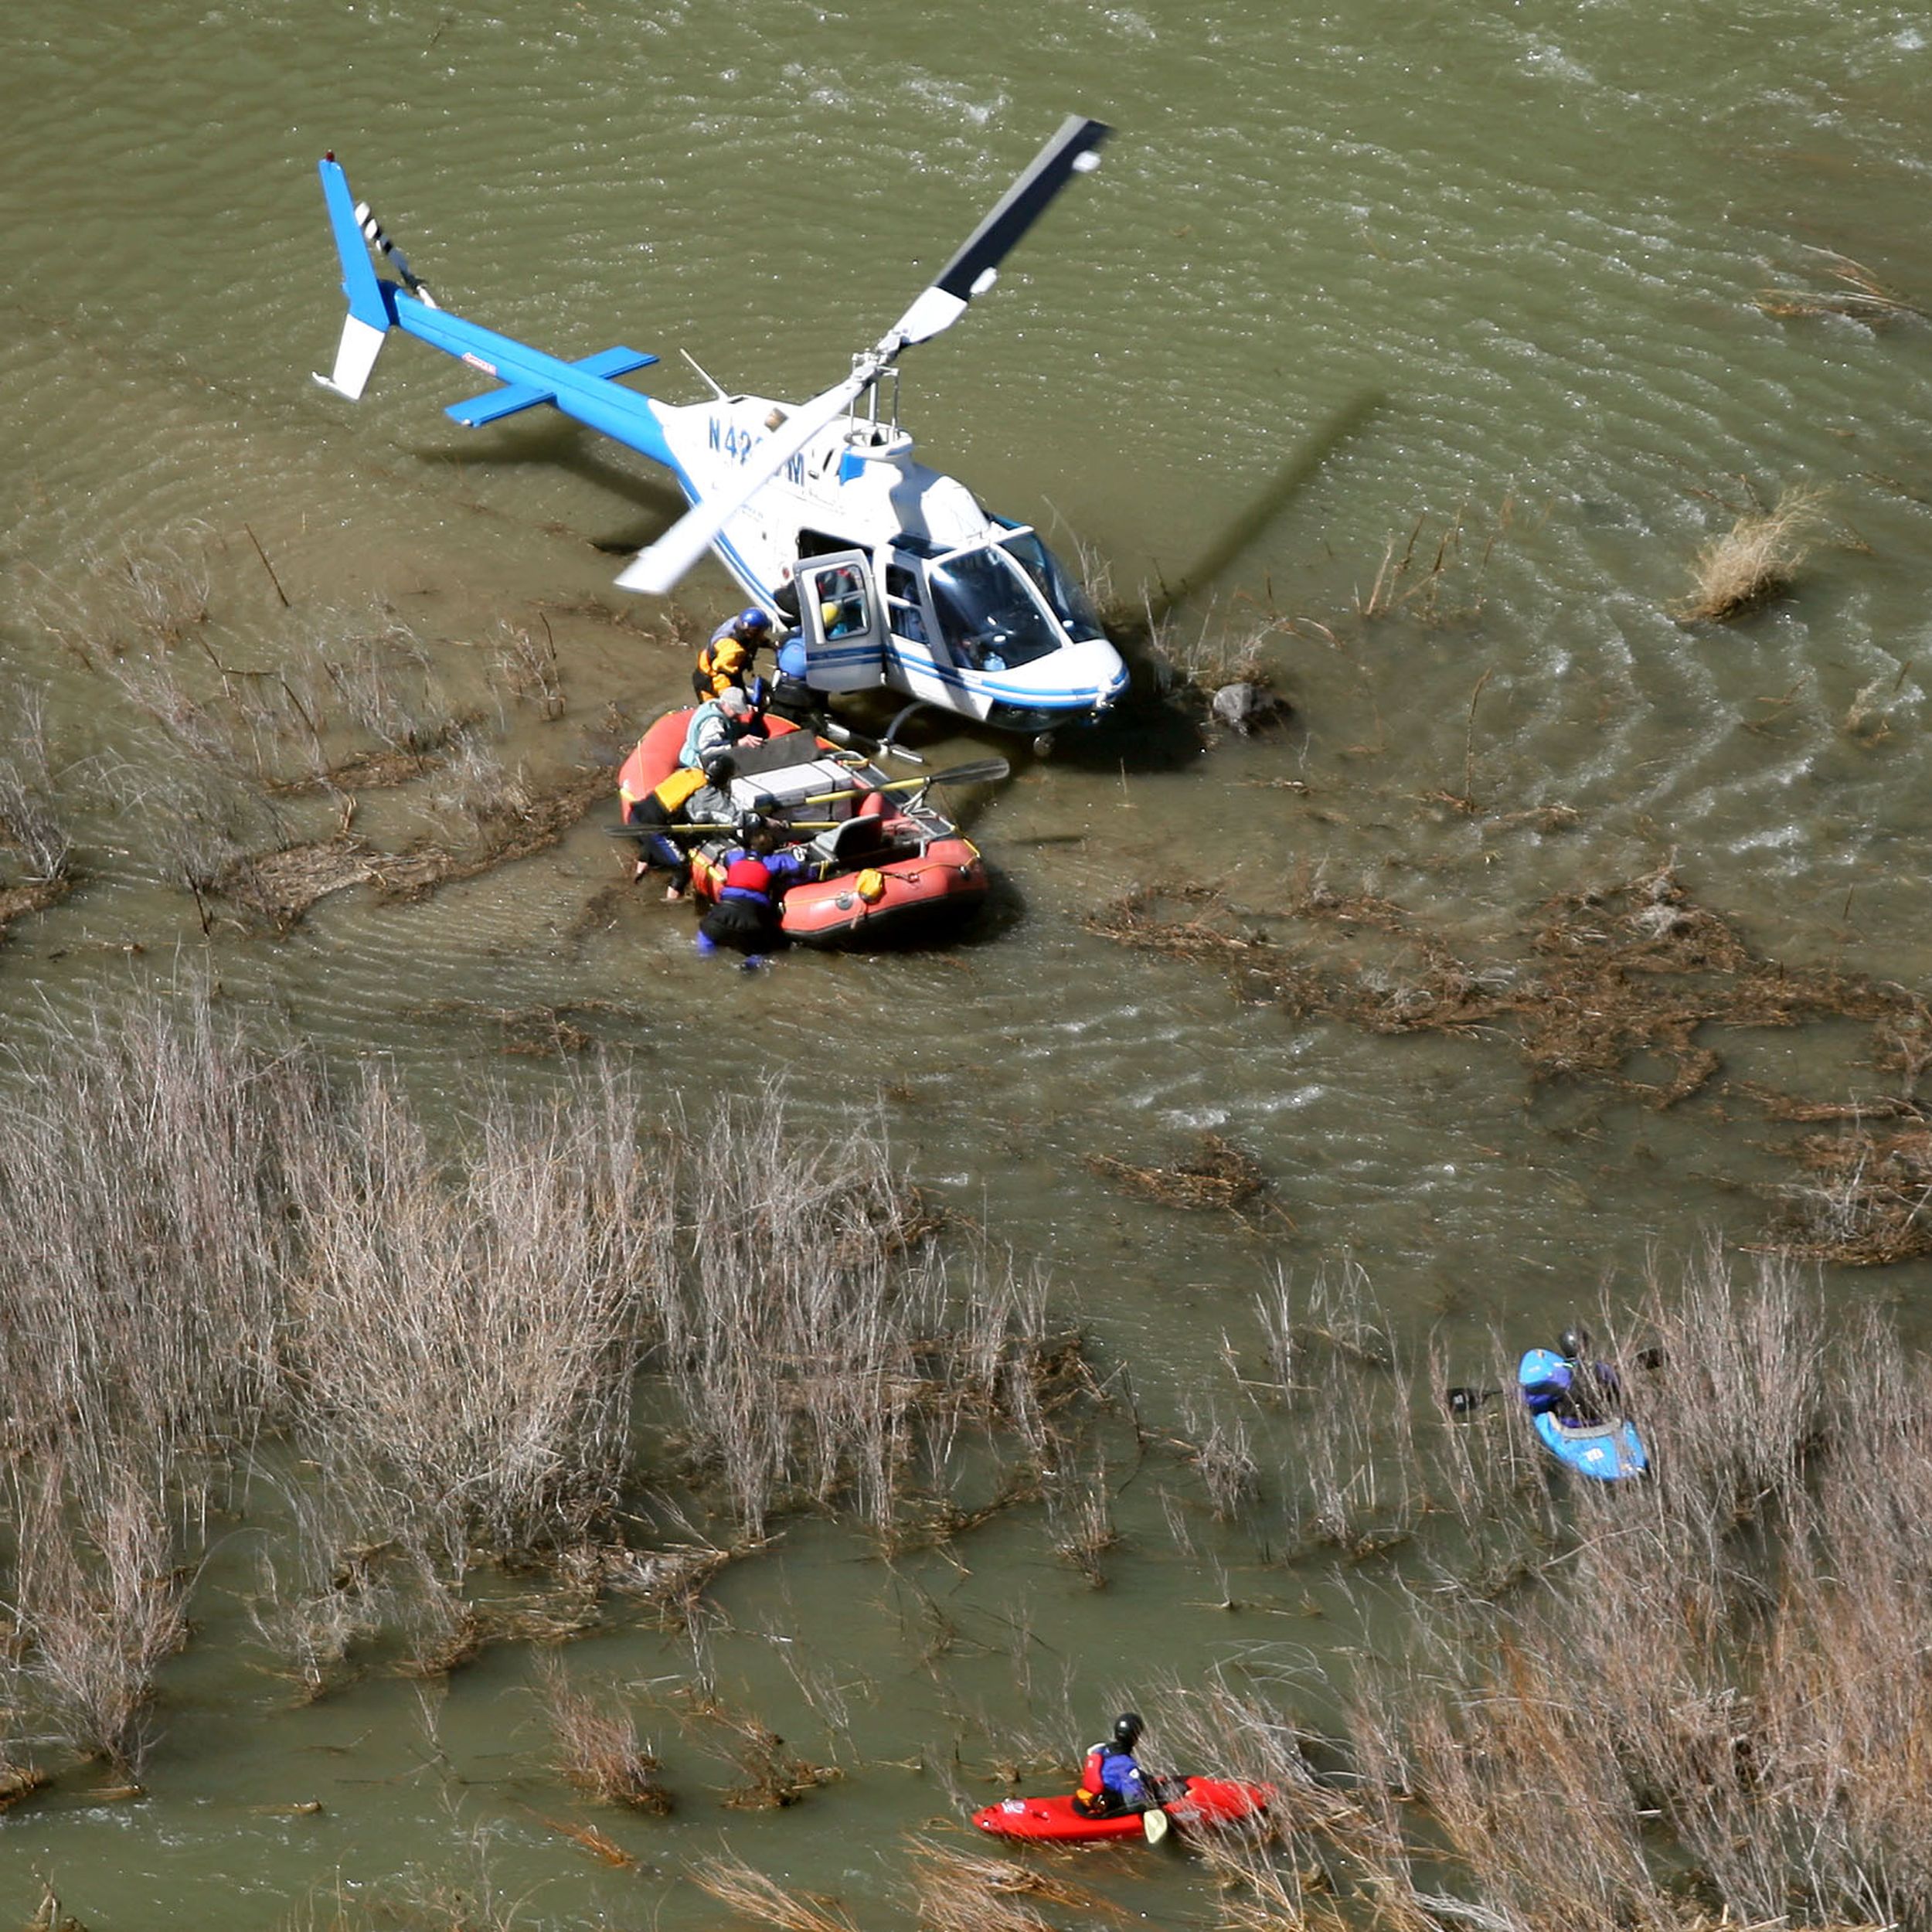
[695,632,753,698]
[651,767,709,812]
[679,700,743,768]
[720,853,774,903]
[1079,1743,1107,1796]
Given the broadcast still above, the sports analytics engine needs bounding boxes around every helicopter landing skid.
[876,699,939,764]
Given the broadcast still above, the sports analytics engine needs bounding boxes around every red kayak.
[972,1777,1270,1843]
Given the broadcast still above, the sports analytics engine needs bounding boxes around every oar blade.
[1141,1806,1169,1845]
[927,757,1012,787]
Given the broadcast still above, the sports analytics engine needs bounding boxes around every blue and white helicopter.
[313,117,1130,746]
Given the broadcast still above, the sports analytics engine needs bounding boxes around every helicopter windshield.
[927,546,1066,671]
[998,529,1107,642]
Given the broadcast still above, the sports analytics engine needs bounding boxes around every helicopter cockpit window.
[885,563,928,645]
[926,546,1064,671]
[997,529,1107,642]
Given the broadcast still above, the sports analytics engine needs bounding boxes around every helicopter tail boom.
[311,156,679,471]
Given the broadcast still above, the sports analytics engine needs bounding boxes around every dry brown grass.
[1084,1131,1267,1212]
[689,1852,859,1932]
[536,1656,671,1811]
[1757,249,1927,328]
[1162,1250,1926,1932]
[1673,488,1825,622]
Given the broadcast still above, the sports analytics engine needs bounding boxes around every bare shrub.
[0,680,73,882]
[689,1853,858,1932]
[1673,488,1825,622]
[536,1656,670,1811]
[8,1465,187,1771]
[491,621,565,720]
[1183,1403,1260,1520]
[1047,1446,1117,1585]
[282,1061,662,1570]
[427,728,533,831]
[654,1092,1077,1539]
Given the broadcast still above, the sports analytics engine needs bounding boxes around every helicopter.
[312,117,1130,748]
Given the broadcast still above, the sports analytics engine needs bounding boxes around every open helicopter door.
[796,553,887,692]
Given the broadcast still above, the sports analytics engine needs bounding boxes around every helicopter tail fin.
[313,155,395,400]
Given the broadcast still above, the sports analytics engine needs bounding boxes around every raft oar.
[1443,1386,1502,1416]
[794,756,1009,808]
[1141,1804,1169,1845]
[821,717,925,766]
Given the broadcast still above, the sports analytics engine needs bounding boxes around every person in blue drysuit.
[766,624,818,726]
[1521,1326,1622,1426]
[1072,1713,1155,1816]
[696,823,808,964]
[678,685,764,769]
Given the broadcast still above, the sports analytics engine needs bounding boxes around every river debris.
[680,1691,840,1809]
[1757,247,1927,328]
[209,768,609,930]
[1085,1131,1267,1213]
[1758,1108,1932,1266]
[1090,863,1917,1107]
[1090,866,1932,1263]
[1672,487,1826,623]
[0,878,73,946]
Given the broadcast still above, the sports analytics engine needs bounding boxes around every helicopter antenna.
[680,348,729,399]
[618,114,1110,597]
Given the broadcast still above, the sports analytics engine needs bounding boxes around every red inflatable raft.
[972,1777,1270,1844]
[617,709,990,947]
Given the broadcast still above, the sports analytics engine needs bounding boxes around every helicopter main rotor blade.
[615,368,872,595]
[888,114,1111,349]
[617,114,1111,598]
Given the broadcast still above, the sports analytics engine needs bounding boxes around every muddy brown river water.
[3,0,1932,1922]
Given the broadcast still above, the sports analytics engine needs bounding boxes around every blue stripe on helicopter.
[445,347,660,427]
[389,293,679,471]
[883,648,1128,711]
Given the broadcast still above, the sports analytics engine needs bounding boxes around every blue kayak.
[1517,1349,1648,1481]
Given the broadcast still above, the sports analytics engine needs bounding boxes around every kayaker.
[1522,1327,1623,1426]
[695,824,808,963]
[679,685,765,769]
[620,750,740,898]
[693,607,773,700]
[1070,1712,1155,1818]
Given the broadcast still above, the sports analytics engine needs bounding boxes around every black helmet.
[701,750,738,784]
[1556,1325,1590,1362]
[1111,1712,1143,1750]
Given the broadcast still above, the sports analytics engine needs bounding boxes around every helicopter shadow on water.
[1006,388,1384,778]
[403,417,693,552]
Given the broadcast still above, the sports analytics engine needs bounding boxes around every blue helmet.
[736,607,774,634]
